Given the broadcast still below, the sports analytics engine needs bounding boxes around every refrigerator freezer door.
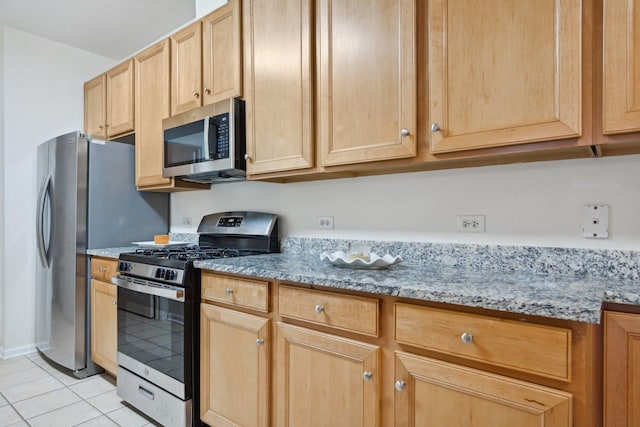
[35,132,87,372]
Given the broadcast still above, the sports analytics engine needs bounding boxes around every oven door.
[113,276,192,400]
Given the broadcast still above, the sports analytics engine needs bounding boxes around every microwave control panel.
[209,113,230,160]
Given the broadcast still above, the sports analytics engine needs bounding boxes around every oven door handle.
[111,276,186,302]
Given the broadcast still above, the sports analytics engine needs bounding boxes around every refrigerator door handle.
[36,174,52,268]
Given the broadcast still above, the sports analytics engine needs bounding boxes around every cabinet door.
[84,74,106,139]
[105,59,135,137]
[202,0,242,105]
[604,311,640,427]
[276,322,380,427]
[200,304,270,427]
[171,22,203,116]
[243,0,314,175]
[394,352,571,427]
[319,0,417,166]
[135,39,173,189]
[603,0,640,134]
[90,279,117,376]
[428,0,581,153]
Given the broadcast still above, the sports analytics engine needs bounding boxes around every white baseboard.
[0,343,37,360]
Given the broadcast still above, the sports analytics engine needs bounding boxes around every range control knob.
[155,268,166,279]
[118,262,131,272]
[166,270,176,281]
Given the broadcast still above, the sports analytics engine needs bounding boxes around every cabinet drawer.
[394,303,571,381]
[91,258,118,281]
[277,285,379,337]
[201,273,269,312]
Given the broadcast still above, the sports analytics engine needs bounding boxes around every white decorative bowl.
[320,251,403,269]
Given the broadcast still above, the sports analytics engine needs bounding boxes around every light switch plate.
[582,204,609,238]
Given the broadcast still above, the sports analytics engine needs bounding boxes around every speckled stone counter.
[194,253,615,323]
[88,236,640,323]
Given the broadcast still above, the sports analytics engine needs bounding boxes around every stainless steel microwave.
[162,98,246,183]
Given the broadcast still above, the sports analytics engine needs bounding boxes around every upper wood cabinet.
[171,0,242,116]
[135,39,207,192]
[243,0,315,175]
[84,59,135,139]
[318,0,417,166]
[604,310,640,427]
[428,0,582,153]
[603,0,640,134]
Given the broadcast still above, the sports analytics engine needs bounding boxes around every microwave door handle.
[36,175,52,268]
[112,276,185,302]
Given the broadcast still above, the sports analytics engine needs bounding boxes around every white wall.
[171,154,640,250]
[1,26,115,357]
[195,0,226,18]
[0,27,5,353]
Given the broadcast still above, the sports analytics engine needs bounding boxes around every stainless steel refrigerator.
[35,131,169,377]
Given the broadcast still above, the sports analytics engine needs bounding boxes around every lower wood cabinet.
[200,303,270,426]
[275,322,380,427]
[394,351,572,427]
[604,310,640,427]
[90,257,119,377]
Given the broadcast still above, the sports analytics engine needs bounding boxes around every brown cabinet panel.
[201,273,269,312]
[105,59,135,137]
[171,22,203,116]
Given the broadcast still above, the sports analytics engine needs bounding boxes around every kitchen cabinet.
[603,0,640,134]
[318,0,416,166]
[200,273,271,426]
[275,323,380,427]
[427,0,582,153]
[134,39,208,192]
[200,304,270,427]
[243,0,315,175]
[394,352,572,426]
[171,0,242,116]
[84,60,135,139]
[89,257,118,377]
[604,310,640,426]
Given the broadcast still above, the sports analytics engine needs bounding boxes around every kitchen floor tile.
[69,374,116,399]
[0,405,23,426]
[74,415,119,426]
[6,421,29,427]
[0,393,8,407]
[106,404,160,427]
[0,358,37,377]
[1,375,65,403]
[27,400,102,427]
[0,366,49,391]
[86,389,126,414]
[12,387,81,419]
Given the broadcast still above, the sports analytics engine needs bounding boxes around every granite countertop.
[87,240,640,324]
[195,253,621,324]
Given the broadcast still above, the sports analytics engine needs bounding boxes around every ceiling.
[0,0,195,60]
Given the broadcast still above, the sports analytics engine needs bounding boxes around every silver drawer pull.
[431,123,441,132]
[138,385,155,400]
[363,371,373,382]
[224,288,234,295]
[460,332,473,344]
[315,304,325,314]
[395,380,406,391]
[256,338,265,346]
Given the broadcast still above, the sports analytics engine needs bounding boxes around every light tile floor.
[0,353,161,427]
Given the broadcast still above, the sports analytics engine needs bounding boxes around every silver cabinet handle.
[461,332,473,344]
[395,380,406,391]
[256,338,265,346]
[315,304,325,314]
[244,153,251,161]
[99,267,107,273]
[204,87,211,94]
[224,288,234,295]
[401,128,410,137]
[192,90,199,98]
[112,299,117,305]
[363,371,373,382]
[431,123,441,132]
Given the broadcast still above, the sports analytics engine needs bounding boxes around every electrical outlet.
[181,217,192,226]
[457,215,486,233]
[317,216,334,230]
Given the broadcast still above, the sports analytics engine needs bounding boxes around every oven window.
[117,287,185,382]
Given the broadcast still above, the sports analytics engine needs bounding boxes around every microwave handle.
[112,276,186,302]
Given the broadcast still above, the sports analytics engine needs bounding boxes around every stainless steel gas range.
[112,212,279,426]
